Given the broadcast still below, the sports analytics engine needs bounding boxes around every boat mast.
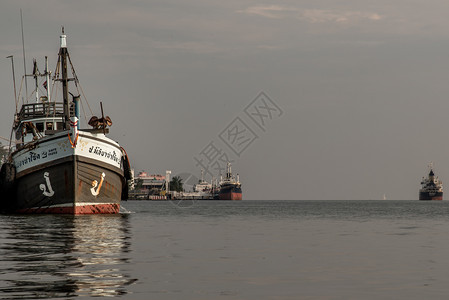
[20,9,28,100]
[59,28,70,130]
[32,59,39,102]
[226,162,231,179]
[45,56,51,103]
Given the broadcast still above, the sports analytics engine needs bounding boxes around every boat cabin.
[15,101,74,145]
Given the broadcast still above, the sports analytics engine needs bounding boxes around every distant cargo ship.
[419,165,443,200]
[219,162,242,200]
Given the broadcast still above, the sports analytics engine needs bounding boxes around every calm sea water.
[1,200,449,299]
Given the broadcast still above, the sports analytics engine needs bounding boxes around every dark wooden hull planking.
[12,155,123,214]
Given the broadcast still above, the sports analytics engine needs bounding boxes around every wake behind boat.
[0,29,131,214]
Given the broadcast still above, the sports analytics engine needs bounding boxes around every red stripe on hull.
[16,203,120,214]
[75,203,120,214]
[219,192,242,200]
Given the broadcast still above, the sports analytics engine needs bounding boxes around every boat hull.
[219,185,242,200]
[8,131,125,214]
[419,192,443,201]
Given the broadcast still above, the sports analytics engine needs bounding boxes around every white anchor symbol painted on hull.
[91,172,106,197]
[39,172,55,197]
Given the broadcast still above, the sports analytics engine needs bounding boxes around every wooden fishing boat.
[0,29,131,214]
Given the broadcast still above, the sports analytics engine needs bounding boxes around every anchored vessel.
[219,162,242,200]
[419,165,443,200]
[192,169,213,197]
[0,29,131,213]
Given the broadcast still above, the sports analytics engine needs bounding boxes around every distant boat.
[193,169,213,197]
[0,29,131,213]
[219,162,242,200]
[419,164,443,200]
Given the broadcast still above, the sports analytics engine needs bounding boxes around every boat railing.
[17,102,74,121]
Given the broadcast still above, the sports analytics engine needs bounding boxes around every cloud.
[151,40,223,54]
[237,5,298,19]
[301,9,383,24]
[238,5,383,24]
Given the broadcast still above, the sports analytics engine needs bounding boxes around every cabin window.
[46,122,53,130]
[35,122,44,132]
[56,122,64,130]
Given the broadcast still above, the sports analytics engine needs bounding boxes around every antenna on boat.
[6,56,18,113]
[7,55,18,155]
[20,9,28,100]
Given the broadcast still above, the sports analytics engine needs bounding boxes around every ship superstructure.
[193,169,213,196]
[419,164,443,200]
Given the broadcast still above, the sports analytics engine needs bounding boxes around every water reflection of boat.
[0,215,136,298]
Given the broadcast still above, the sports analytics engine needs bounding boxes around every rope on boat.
[0,136,12,143]
[68,132,79,148]
[0,136,19,145]
[67,52,93,124]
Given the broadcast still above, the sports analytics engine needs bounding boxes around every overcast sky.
[2,0,449,200]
